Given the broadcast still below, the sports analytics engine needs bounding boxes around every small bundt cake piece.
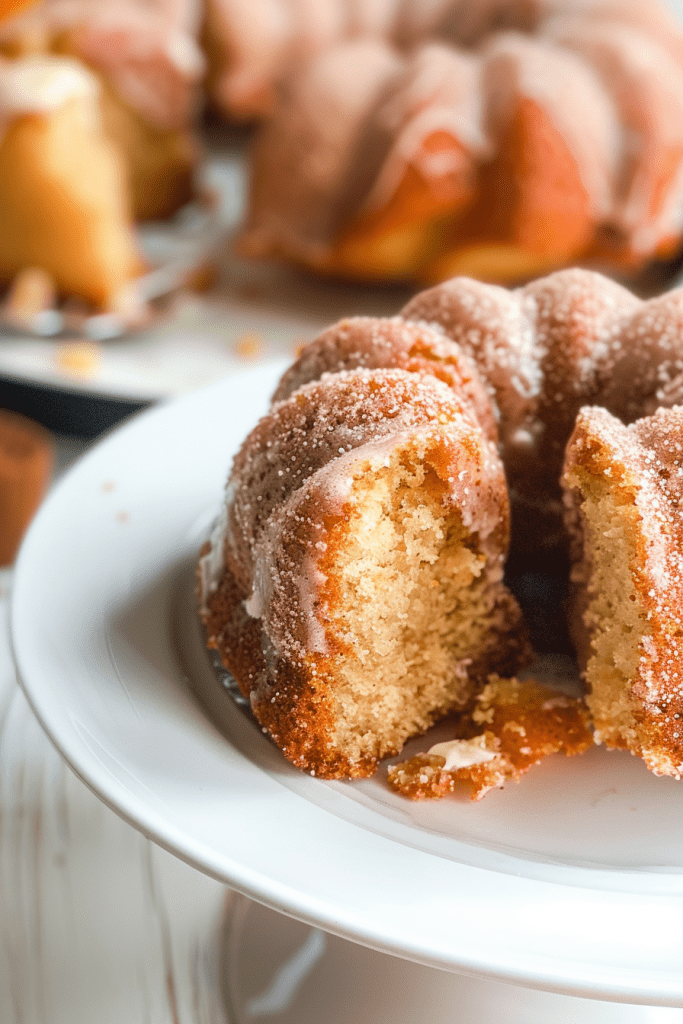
[0,0,205,222]
[563,405,683,778]
[199,368,527,779]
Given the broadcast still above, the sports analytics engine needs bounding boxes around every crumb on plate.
[388,676,594,801]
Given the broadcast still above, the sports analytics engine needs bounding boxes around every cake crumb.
[388,676,593,800]
[55,341,101,380]
[234,332,262,359]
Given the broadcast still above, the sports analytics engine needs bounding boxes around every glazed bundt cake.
[563,405,683,779]
[272,268,683,560]
[0,0,205,222]
[238,0,683,286]
[199,268,683,783]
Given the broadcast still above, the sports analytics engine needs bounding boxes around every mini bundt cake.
[0,0,203,308]
[200,267,683,783]
[200,367,527,778]
[238,0,683,286]
[563,405,683,779]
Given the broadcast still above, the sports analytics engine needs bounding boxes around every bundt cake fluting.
[238,0,683,287]
[199,267,683,784]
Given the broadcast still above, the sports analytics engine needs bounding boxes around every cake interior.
[319,449,507,764]
[571,474,648,750]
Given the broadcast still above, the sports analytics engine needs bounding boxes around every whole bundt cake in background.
[199,268,683,781]
[237,0,683,287]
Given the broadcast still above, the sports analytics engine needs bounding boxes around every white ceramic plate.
[11,363,683,1006]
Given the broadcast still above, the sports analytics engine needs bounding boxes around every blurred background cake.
[1,0,683,314]
[236,0,683,286]
[0,0,204,312]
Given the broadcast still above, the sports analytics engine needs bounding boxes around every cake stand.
[10,363,683,1022]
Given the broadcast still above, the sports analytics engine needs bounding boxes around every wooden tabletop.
[0,459,231,1024]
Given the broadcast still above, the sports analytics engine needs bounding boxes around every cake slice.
[0,54,142,308]
[199,368,528,779]
[562,404,683,778]
[0,1,204,224]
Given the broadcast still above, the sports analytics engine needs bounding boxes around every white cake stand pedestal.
[221,895,683,1024]
[2,593,681,1024]
[8,377,683,1024]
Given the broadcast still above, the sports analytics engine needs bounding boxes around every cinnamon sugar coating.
[403,268,683,555]
[269,268,683,560]
[273,316,497,442]
[225,366,486,592]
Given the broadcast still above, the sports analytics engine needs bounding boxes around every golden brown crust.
[200,553,376,778]
[200,367,529,778]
